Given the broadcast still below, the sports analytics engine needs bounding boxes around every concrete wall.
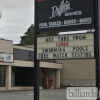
[10,86,42,91]
[61,79,95,86]
[11,87,34,90]
[20,45,34,48]
[0,60,34,67]
[0,40,13,53]
[13,45,34,51]
[56,59,96,86]
[40,61,62,69]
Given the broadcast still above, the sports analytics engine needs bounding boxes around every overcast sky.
[0,0,34,44]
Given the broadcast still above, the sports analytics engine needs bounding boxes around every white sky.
[0,0,34,44]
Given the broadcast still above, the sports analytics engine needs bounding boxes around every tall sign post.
[34,0,99,100]
[34,0,39,100]
[95,0,99,99]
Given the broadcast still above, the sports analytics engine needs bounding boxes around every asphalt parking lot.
[0,89,67,100]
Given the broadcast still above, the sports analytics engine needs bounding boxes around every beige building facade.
[0,39,62,91]
[56,59,96,87]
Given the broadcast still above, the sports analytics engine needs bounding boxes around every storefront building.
[0,39,62,91]
[0,39,95,91]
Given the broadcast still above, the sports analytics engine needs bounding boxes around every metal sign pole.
[95,0,99,100]
[34,0,39,100]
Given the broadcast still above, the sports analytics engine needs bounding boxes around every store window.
[11,67,15,87]
[0,66,5,87]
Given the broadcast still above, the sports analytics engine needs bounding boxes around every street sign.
[37,33,94,59]
[37,0,94,32]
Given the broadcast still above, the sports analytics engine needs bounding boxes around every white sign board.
[37,33,94,60]
[4,54,13,63]
[0,53,13,63]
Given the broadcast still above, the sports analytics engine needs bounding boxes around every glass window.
[11,67,15,87]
